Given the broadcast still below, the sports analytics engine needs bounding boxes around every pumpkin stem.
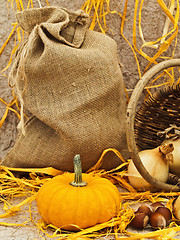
[70,154,87,187]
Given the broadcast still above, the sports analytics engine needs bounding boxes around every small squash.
[36,154,120,231]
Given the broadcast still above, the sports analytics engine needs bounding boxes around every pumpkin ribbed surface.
[36,173,120,231]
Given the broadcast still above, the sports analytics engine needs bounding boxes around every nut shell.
[130,212,149,229]
[150,202,164,212]
[149,212,166,229]
[136,204,152,216]
[155,207,172,224]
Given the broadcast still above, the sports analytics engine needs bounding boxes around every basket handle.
[126,59,180,191]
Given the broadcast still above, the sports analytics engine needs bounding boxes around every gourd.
[36,155,120,231]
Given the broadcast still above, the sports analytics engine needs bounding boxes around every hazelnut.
[136,204,152,216]
[130,212,149,229]
[149,212,166,229]
[155,207,172,224]
[150,202,164,212]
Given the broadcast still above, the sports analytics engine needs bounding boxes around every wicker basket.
[135,83,180,151]
[126,59,180,191]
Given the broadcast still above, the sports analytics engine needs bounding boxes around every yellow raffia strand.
[87,148,126,173]
[81,0,117,33]
[145,0,179,71]
[0,194,37,219]
[0,23,17,56]
[1,1,180,239]
[1,42,19,77]
[160,0,176,45]
[1,148,180,239]
[138,0,158,49]
[1,0,36,130]
[15,0,24,11]
[7,0,16,12]
[0,90,29,130]
[144,66,177,96]
[123,226,180,240]
[133,0,155,65]
[45,0,49,6]
[134,0,179,69]
[0,97,21,128]
[0,221,30,227]
[0,108,9,129]
[1,165,63,177]
[120,0,179,92]
[27,0,33,9]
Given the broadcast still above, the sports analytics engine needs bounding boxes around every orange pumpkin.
[36,154,120,231]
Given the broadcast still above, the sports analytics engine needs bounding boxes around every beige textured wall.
[0,0,180,160]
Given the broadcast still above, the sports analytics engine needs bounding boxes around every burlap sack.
[3,6,129,171]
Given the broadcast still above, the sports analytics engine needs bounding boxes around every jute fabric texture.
[3,6,128,172]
